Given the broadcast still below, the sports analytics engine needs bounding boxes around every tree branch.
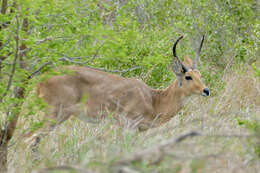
[84,41,106,64]
[59,56,89,65]
[35,37,52,45]
[0,14,20,103]
[95,66,141,74]
[115,131,200,166]
[59,56,141,74]
[28,61,52,79]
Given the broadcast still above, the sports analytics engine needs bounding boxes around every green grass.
[8,65,260,173]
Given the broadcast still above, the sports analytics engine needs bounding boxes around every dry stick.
[32,165,92,173]
[115,131,200,166]
[115,131,256,167]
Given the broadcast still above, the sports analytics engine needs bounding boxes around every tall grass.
[9,64,260,173]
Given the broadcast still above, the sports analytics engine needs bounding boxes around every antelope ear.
[172,57,185,86]
[172,57,186,76]
[183,55,193,68]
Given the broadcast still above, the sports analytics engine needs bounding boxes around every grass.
[8,64,260,173]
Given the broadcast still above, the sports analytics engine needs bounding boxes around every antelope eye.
[185,76,192,80]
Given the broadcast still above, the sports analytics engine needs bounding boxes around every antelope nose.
[203,88,210,96]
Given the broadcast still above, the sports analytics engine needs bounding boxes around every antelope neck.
[152,80,188,118]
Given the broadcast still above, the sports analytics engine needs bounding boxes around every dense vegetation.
[0,0,259,172]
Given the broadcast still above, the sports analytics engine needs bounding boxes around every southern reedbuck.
[27,35,209,142]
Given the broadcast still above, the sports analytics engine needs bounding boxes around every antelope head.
[172,35,210,97]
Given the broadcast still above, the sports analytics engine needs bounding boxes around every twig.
[59,56,141,74]
[115,131,255,167]
[84,65,141,74]
[175,131,199,142]
[35,37,52,44]
[28,61,52,79]
[59,56,89,65]
[84,42,106,64]
[59,53,141,74]
[27,59,139,80]
[115,131,200,165]
[99,66,141,74]
[32,165,93,173]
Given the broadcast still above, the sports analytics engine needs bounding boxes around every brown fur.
[36,56,207,131]
[184,55,193,68]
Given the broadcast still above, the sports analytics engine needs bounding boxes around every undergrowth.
[9,64,260,173]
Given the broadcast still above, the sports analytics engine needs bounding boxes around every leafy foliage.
[0,0,259,172]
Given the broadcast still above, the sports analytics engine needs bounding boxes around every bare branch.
[35,37,52,45]
[84,42,106,64]
[84,65,141,74]
[115,130,256,167]
[0,14,20,102]
[59,56,141,74]
[32,165,94,173]
[28,61,52,79]
[35,36,75,45]
[115,131,200,165]
[175,131,199,142]
[98,66,141,74]
[59,56,89,65]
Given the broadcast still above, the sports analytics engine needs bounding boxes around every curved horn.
[172,36,189,73]
[193,35,205,69]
